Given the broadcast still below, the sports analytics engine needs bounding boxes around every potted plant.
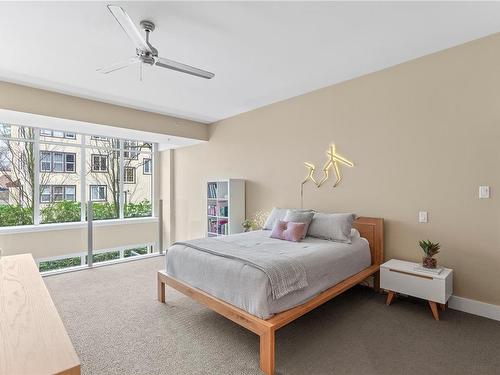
[242,219,255,232]
[419,240,441,269]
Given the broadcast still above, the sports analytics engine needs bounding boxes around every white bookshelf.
[206,179,245,237]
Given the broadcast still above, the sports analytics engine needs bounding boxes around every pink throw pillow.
[270,221,305,242]
[270,220,288,239]
[284,222,306,242]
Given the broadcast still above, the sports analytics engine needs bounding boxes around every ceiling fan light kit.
[97,5,215,80]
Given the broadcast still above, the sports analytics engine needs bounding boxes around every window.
[124,167,135,183]
[65,153,75,172]
[40,186,52,203]
[53,186,64,201]
[40,185,77,203]
[91,154,108,172]
[53,153,64,172]
[90,185,107,201]
[124,151,152,218]
[65,185,76,201]
[40,151,51,172]
[40,129,76,139]
[124,141,139,159]
[143,158,152,175]
[39,151,76,172]
[1,125,155,229]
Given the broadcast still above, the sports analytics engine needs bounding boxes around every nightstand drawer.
[381,267,450,304]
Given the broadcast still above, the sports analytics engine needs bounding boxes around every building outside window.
[40,185,77,203]
[124,140,139,159]
[40,151,76,173]
[91,154,108,172]
[0,123,155,228]
[90,185,107,201]
[143,158,152,175]
[124,167,135,183]
[40,129,76,139]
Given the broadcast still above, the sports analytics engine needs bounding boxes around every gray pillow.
[307,213,356,243]
[263,207,313,230]
[283,210,315,239]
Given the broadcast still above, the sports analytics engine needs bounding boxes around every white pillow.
[263,208,288,230]
[263,207,314,230]
[307,213,356,243]
[350,228,360,240]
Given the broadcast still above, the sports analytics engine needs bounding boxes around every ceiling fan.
[97,5,214,79]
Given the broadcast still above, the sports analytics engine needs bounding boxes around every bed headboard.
[352,217,384,266]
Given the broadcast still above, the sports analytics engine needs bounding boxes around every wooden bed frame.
[157,217,384,375]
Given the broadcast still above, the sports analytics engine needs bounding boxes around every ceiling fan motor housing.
[140,20,155,32]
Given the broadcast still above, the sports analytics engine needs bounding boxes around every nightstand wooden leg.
[386,291,395,306]
[439,303,446,311]
[429,301,440,320]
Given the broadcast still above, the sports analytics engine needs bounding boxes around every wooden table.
[0,254,80,375]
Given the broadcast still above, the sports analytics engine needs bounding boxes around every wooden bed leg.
[158,274,166,303]
[259,329,275,375]
[373,271,380,293]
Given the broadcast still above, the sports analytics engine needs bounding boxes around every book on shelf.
[413,265,444,275]
[208,183,218,199]
[207,204,217,216]
[218,205,228,217]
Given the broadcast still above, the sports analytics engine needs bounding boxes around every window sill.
[0,216,158,235]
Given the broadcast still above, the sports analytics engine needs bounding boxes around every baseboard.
[448,295,500,322]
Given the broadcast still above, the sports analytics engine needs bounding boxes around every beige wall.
[0,81,208,141]
[170,33,500,306]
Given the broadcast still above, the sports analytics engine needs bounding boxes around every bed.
[158,217,384,375]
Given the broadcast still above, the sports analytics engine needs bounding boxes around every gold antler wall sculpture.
[300,144,354,208]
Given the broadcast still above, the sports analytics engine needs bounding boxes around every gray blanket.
[174,236,309,299]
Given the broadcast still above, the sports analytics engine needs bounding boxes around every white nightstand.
[380,259,453,320]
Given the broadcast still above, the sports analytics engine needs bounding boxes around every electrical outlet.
[419,211,428,223]
[479,186,490,199]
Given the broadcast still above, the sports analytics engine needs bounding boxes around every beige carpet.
[44,256,500,375]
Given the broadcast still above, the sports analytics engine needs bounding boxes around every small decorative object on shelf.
[242,219,254,232]
[419,240,441,269]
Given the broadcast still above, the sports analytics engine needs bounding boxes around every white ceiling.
[1,2,500,124]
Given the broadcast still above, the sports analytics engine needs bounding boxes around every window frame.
[123,140,139,160]
[124,166,136,184]
[40,129,76,140]
[0,124,157,231]
[39,185,77,203]
[90,185,107,202]
[143,158,152,175]
[91,154,109,173]
[39,151,77,173]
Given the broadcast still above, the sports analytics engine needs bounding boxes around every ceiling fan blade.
[107,5,152,53]
[155,57,215,79]
[96,57,140,74]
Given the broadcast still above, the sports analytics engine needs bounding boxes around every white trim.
[41,252,163,277]
[33,128,40,225]
[0,216,158,234]
[449,295,500,322]
[36,241,156,263]
[80,135,86,221]
[119,139,125,219]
